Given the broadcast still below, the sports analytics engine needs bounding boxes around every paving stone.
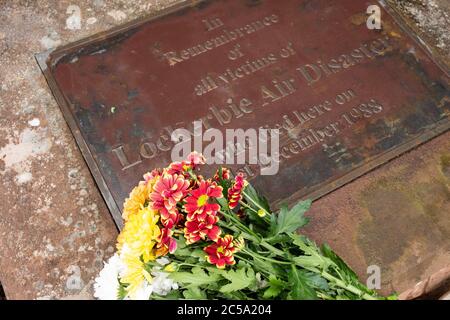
[0,0,180,300]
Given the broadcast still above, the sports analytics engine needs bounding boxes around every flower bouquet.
[94,152,392,300]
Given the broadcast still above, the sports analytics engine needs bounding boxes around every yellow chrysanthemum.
[120,249,153,298]
[117,206,161,263]
[122,183,149,221]
[122,173,161,221]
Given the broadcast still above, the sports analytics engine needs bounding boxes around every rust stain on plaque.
[37,0,450,228]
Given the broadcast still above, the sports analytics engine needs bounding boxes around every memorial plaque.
[37,0,450,229]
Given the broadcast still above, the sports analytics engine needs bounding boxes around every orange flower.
[227,173,248,209]
[122,182,150,221]
[204,235,238,269]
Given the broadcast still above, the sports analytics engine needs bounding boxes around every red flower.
[184,180,223,221]
[159,207,182,229]
[204,235,238,269]
[166,152,206,176]
[143,169,162,183]
[236,209,246,220]
[157,227,177,254]
[150,174,190,213]
[184,214,221,244]
[227,173,248,209]
[213,167,231,182]
[186,151,206,168]
[166,161,189,176]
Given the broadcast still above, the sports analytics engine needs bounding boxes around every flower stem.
[219,210,260,241]
[238,201,259,214]
[258,240,379,300]
[179,263,200,268]
[239,201,271,223]
[241,248,290,265]
[242,191,271,217]
[319,270,379,300]
[235,254,272,278]
[260,241,288,257]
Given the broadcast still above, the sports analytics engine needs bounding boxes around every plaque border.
[36,0,450,230]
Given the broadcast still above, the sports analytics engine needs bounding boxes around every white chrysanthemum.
[95,250,179,300]
[156,257,170,266]
[94,254,123,300]
[151,270,179,296]
[118,244,132,278]
[127,269,177,300]
[133,280,154,300]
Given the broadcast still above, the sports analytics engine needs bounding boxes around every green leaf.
[169,267,222,287]
[191,249,207,262]
[269,210,277,236]
[292,256,325,269]
[117,283,128,300]
[265,234,291,245]
[291,234,320,256]
[252,255,279,275]
[321,244,377,296]
[244,183,270,212]
[219,267,255,293]
[321,244,358,280]
[172,238,192,258]
[272,200,311,236]
[290,234,333,270]
[151,290,183,300]
[288,265,317,300]
[172,248,192,258]
[386,293,399,300]
[304,272,329,291]
[183,287,207,300]
[262,275,284,299]
[221,291,248,300]
[216,196,229,210]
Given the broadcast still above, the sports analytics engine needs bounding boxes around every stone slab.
[303,131,450,295]
[39,0,450,229]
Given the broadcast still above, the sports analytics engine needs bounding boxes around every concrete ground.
[0,0,449,299]
[389,0,450,64]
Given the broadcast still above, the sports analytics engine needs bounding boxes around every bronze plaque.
[37,0,450,229]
